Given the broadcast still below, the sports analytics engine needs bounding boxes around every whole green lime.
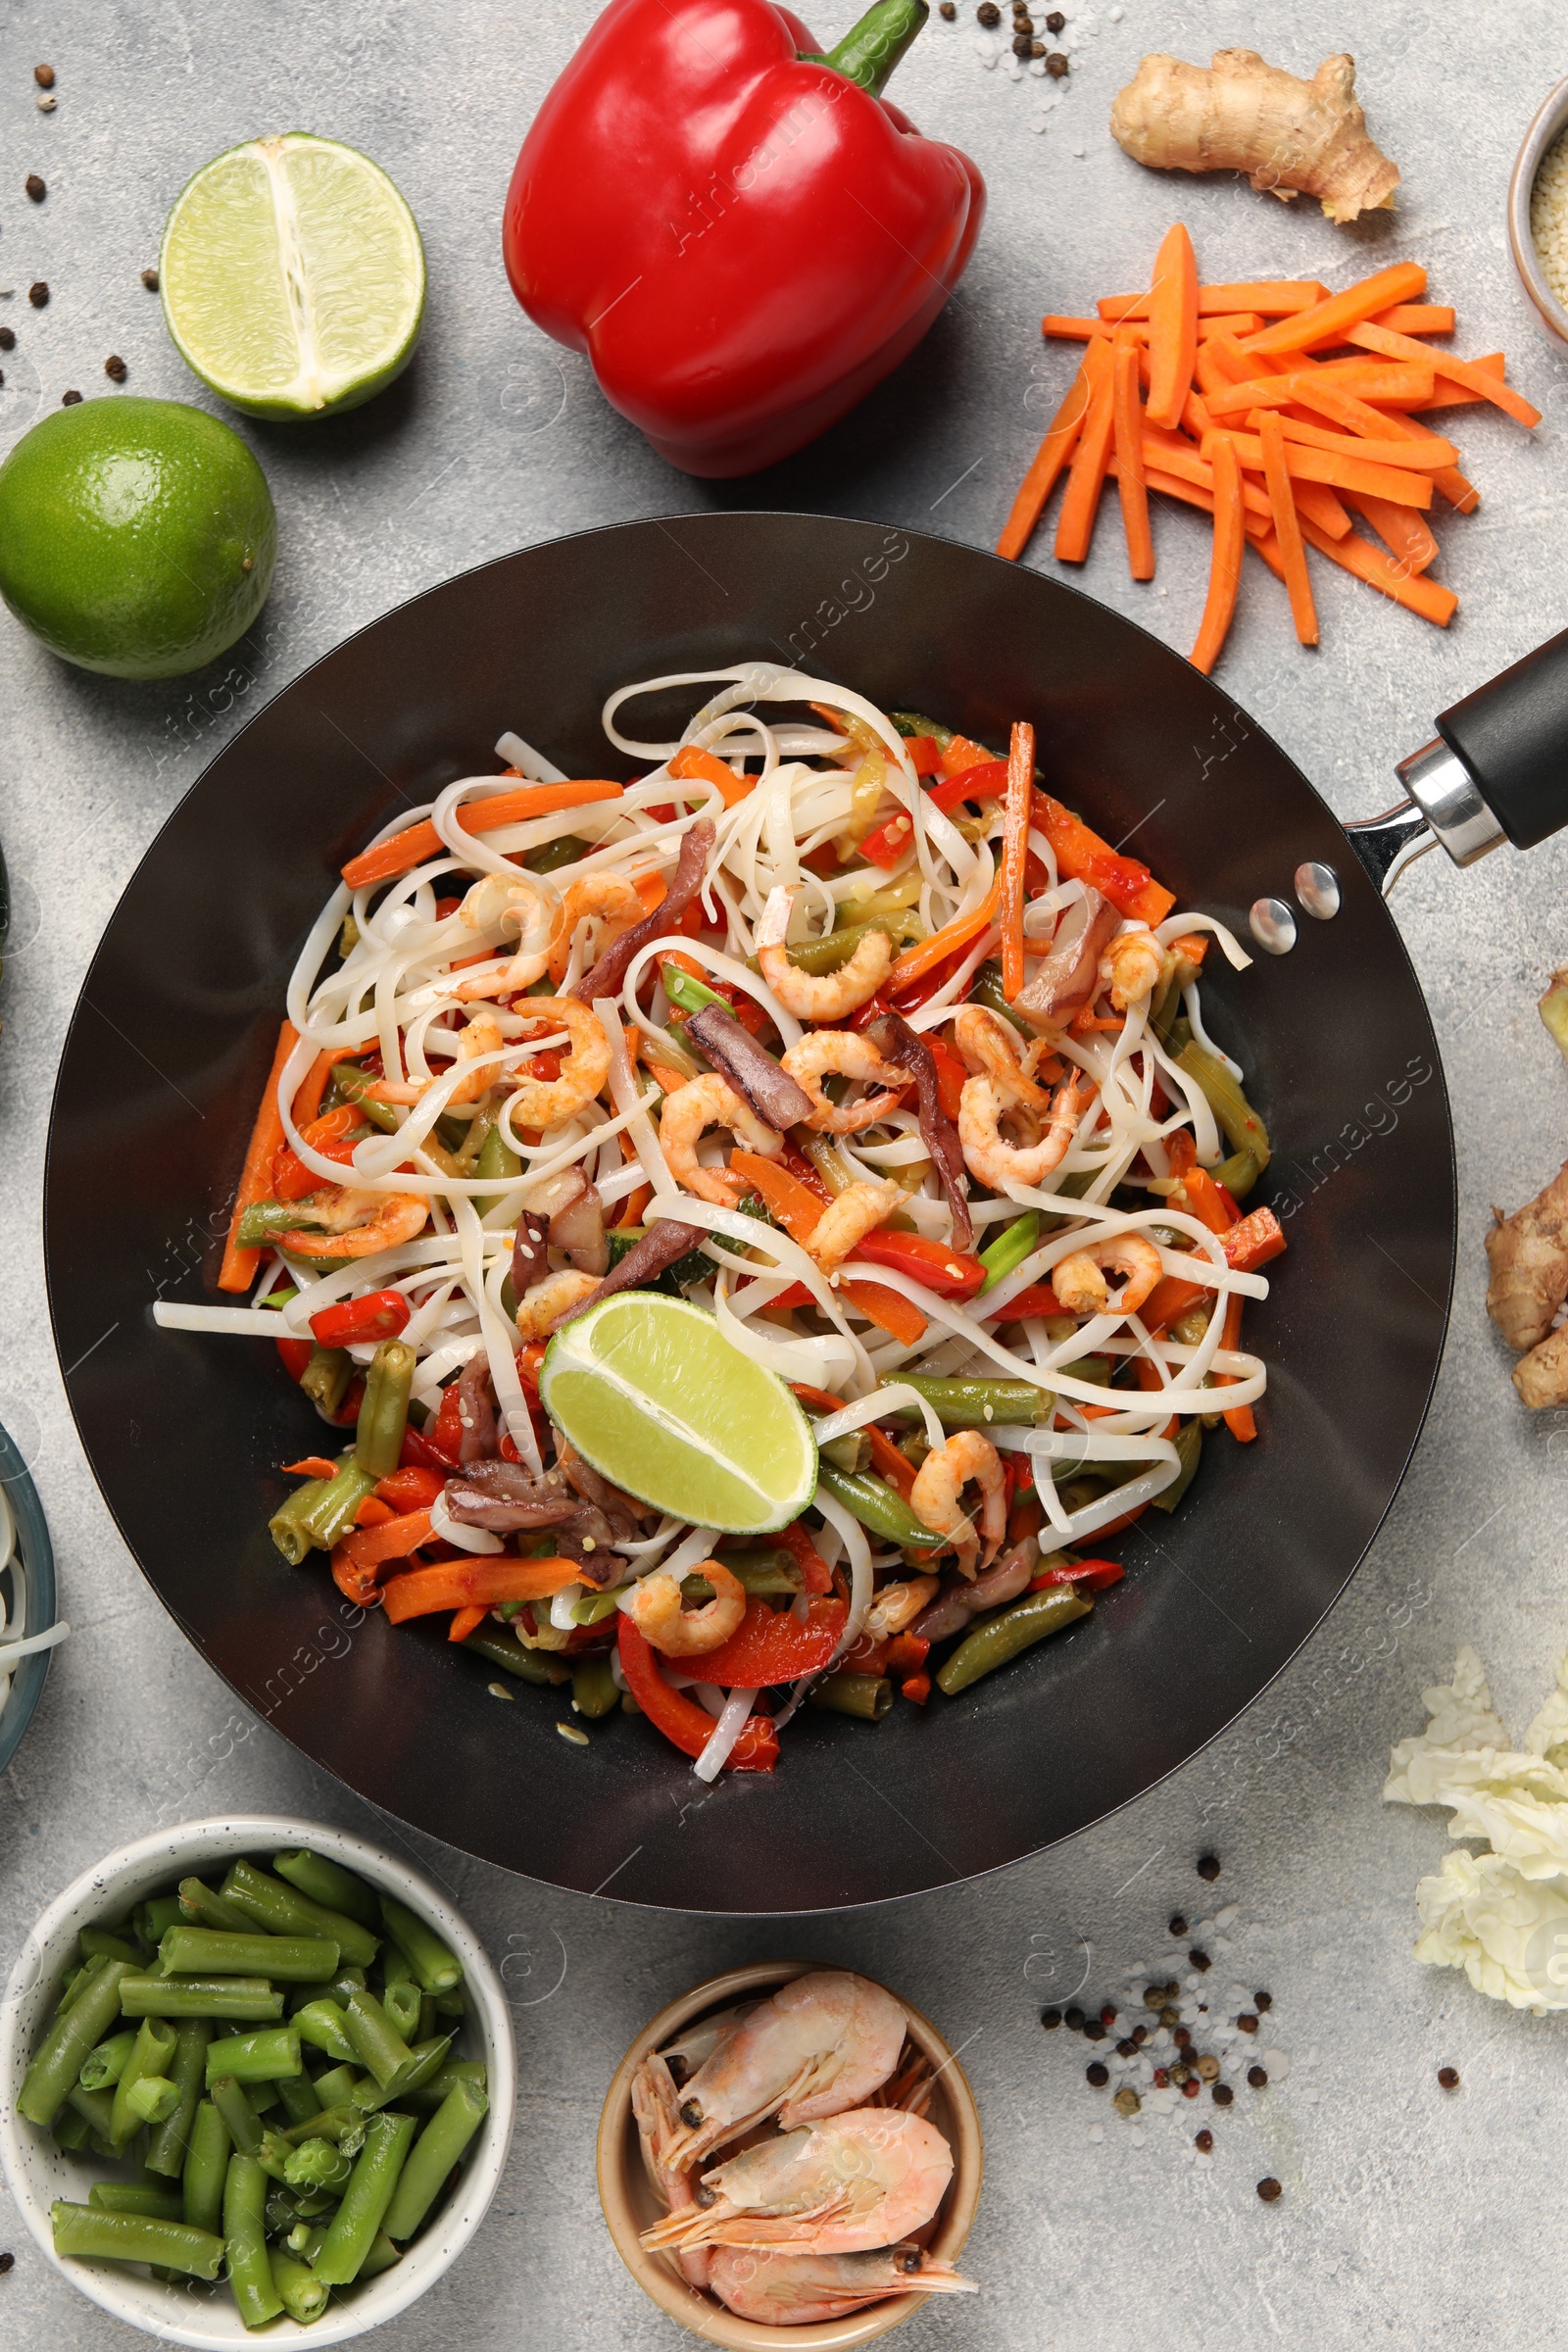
[0,395,276,678]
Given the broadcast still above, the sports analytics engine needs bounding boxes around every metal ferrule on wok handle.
[1346,624,1568,897]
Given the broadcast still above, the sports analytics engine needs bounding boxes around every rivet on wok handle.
[1249,898,1297,956]
[1294,861,1340,919]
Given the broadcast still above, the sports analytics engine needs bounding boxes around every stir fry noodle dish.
[157,663,1283,1779]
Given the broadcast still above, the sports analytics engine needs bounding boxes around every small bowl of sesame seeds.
[1508,77,1568,350]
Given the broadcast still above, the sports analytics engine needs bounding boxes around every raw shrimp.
[661,1073,782,1206]
[639,2109,954,2257]
[1101,927,1165,1013]
[1052,1231,1163,1318]
[957,1069,1092,1190]
[277,1189,429,1261]
[806,1179,905,1273]
[621,1560,746,1657]
[910,1431,1005,1578]
[366,1014,505,1106]
[512,1268,600,1340]
[453,871,557,1000]
[662,1971,907,2168]
[708,2245,976,2326]
[780,1032,911,1134]
[755,886,893,1021]
[953,1004,1052,1112]
[632,2062,716,2292]
[504,997,612,1131]
[548,872,644,985]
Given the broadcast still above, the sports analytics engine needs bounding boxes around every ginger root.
[1486,1162,1568,1411]
[1110,50,1400,225]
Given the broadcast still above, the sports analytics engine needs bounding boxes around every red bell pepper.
[309,1289,411,1349]
[859,759,1007,868]
[616,1617,781,1768]
[851,1229,985,1299]
[503,0,985,477]
[1032,1556,1125,1592]
[374,1465,447,1514]
[701,1594,847,1685]
[275,1336,315,1384]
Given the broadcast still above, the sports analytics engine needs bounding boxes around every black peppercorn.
[1115,2037,1137,2058]
[1254,1991,1272,2011]
[939,2,955,15]
[1083,2018,1106,2041]
[1195,2129,1213,2152]
[1438,2066,1459,2090]
[1248,2065,1268,2088]
[1063,2006,1085,2031]
[1085,2061,1108,2087]
[28,281,49,308]
[1197,1853,1220,1882]
[1031,40,1046,55]
[61,388,81,405]
[0,2249,13,2274]
[142,267,161,291]
[1168,1914,1187,1936]
[1045,51,1068,74]
[1212,2082,1235,2106]
[1238,2013,1258,2034]
[1131,2025,1148,2046]
[1045,7,1064,24]
[1189,1949,1211,1973]
[105,355,127,382]
[1257,2177,1282,2203]
[1040,2007,1061,2030]
[0,327,14,352]
[25,173,46,203]
[34,64,56,87]
[976,3,1001,22]
[1012,32,1033,54]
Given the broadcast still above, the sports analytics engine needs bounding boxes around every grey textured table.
[5,2,1568,2344]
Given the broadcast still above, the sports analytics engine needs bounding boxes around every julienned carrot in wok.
[159,660,1284,1777]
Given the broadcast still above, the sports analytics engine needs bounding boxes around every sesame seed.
[487,1681,514,1701]
[557,1721,589,1746]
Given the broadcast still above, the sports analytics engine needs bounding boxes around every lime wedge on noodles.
[160,133,425,419]
[540,1295,817,1536]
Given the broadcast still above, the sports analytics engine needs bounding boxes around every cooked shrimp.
[709,2246,976,2326]
[548,872,644,986]
[1052,1231,1163,1319]
[639,2109,954,2257]
[1101,927,1166,1012]
[806,1179,905,1273]
[365,1013,505,1106]
[910,1432,1005,1578]
[662,1971,907,2169]
[621,1560,746,1657]
[780,1031,911,1134]
[957,1070,1092,1190]
[755,886,893,1021]
[512,1268,600,1340]
[277,1189,429,1261]
[453,872,557,1000]
[504,997,612,1131]
[661,1073,782,1206]
[863,1577,939,1640]
[953,1004,1052,1111]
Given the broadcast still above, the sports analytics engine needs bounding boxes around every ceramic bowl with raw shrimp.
[597,1961,982,2349]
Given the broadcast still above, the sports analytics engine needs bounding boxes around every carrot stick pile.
[998,230,1541,673]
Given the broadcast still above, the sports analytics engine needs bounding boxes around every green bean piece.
[1175,1041,1270,1171]
[223,2153,284,2328]
[330,1062,401,1134]
[269,1478,334,1566]
[78,2027,138,2092]
[380,2077,488,2243]
[52,2103,90,2151]
[571,1653,620,1720]
[78,1927,142,1968]
[251,2078,281,2115]
[19,1958,132,2126]
[710,1547,803,1596]
[161,1927,340,1982]
[813,1461,944,1548]
[1210,1148,1260,1201]
[417,1994,439,2042]
[288,2219,328,2262]
[890,709,955,748]
[966,957,1033,1034]
[273,2069,322,2128]
[349,2035,452,2115]
[272,2249,331,2325]
[306,2063,358,2111]
[978,1209,1042,1293]
[220,1858,380,1969]
[286,1965,368,2015]
[90,2180,184,2220]
[125,2072,180,2125]
[431,1984,467,2019]
[294,1999,359,2065]
[273,1848,382,1933]
[355,1338,416,1480]
[299,1343,353,1416]
[472,1120,524,1216]
[266,2183,302,2236]
[1147,1417,1202,1513]
[774,912,921,979]
[256,2127,299,2183]
[380,1946,422,2042]
[292,1457,381,1556]
[121,1973,284,2021]
[808,1671,894,1722]
[284,2135,353,2192]
[51,2199,224,2280]
[55,1952,107,2017]
[937,1588,1094,1694]
[313,2111,417,2286]
[140,1895,184,1942]
[177,1877,255,1933]
[379,1894,464,1997]
[890,1374,1055,1428]
[204,2025,302,2087]
[67,2082,117,2141]
[209,2075,265,2158]
[110,2015,177,2145]
[359,2230,405,2279]
[462,1623,567,1685]
[401,2055,485,2112]
[183,2099,232,2235]
[257,1283,301,1311]
[817,1431,871,1475]
[341,1986,416,2088]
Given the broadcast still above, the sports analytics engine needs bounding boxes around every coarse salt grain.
[1532,126,1568,316]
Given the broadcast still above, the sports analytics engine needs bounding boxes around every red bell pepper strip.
[900,1670,932,1705]
[701,1594,848,1686]
[852,1230,985,1299]
[416,1383,466,1470]
[887,1631,929,1674]
[904,735,944,776]
[616,1617,781,1768]
[309,1289,412,1348]
[982,1281,1061,1320]
[273,1105,366,1201]
[775,1520,835,1594]
[859,760,1007,867]
[503,0,985,477]
[1033,1556,1125,1592]
[374,1465,447,1514]
[275,1336,315,1384]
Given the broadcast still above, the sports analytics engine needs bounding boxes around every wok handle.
[1435,624,1568,852]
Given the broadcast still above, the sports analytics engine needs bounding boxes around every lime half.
[160,133,425,419]
[540,1294,817,1536]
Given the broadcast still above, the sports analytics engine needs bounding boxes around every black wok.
[47,512,1497,1913]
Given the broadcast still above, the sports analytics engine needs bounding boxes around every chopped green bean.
[966,957,1032,1034]
[379,1893,463,1997]
[359,2230,405,2278]
[294,1999,359,2065]
[220,1858,380,1969]
[176,1878,255,1933]
[209,2075,265,2157]
[329,1062,401,1134]
[382,2078,488,2242]
[183,2100,232,2234]
[1150,1418,1202,1513]
[1175,1041,1270,1171]
[110,2016,177,2146]
[78,1927,142,1968]
[356,1338,416,1480]
[380,1948,422,2042]
[813,1462,944,1548]
[808,1672,894,1722]
[301,1342,353,1415]
[268,1478,333,1566]
[660,961,725,1017]
[256,2127,298,2184]
[341,1987,416,2088]
[305,2063,358,2111]
[55,1952,109,2017]
[89,2180,184,2220]
[272,2249,330,2325]
[887,1374,1054,1428]
[272,2069,321,2128]
[66,2082,117,2141]
[125,2072,180,2126]
[78,2028,137,2092]
[284,2135,353,2193]
[19,1959,132,2126]
[937,1588,1093,1694]
[775,912,922,978]
[571,1654,619,1719]
[1210,1148,1260,1200]
[160,1927,341,1982]
[818,1431,871,1475]
[292,1456,380,1557]
[313,2111,417,2285]
[51,2199,224,2280]
[431,1984,467,2020]
[203,2026,302,2087]
[402,2055,485,2111]
[890,710,955,747]
[272,1848,381,1932]
[223,2153,284,2328]
[52,2104,90,2151]
[462,1623,568,1685]
[121,1974,284,2022]
[526,830,591,876]
[286,1965,368,2014]
[348,2034,452,2115]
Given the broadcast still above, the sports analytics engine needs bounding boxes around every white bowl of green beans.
[0,1815,515,2347]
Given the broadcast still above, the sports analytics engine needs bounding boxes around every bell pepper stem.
[801,0,928,98]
